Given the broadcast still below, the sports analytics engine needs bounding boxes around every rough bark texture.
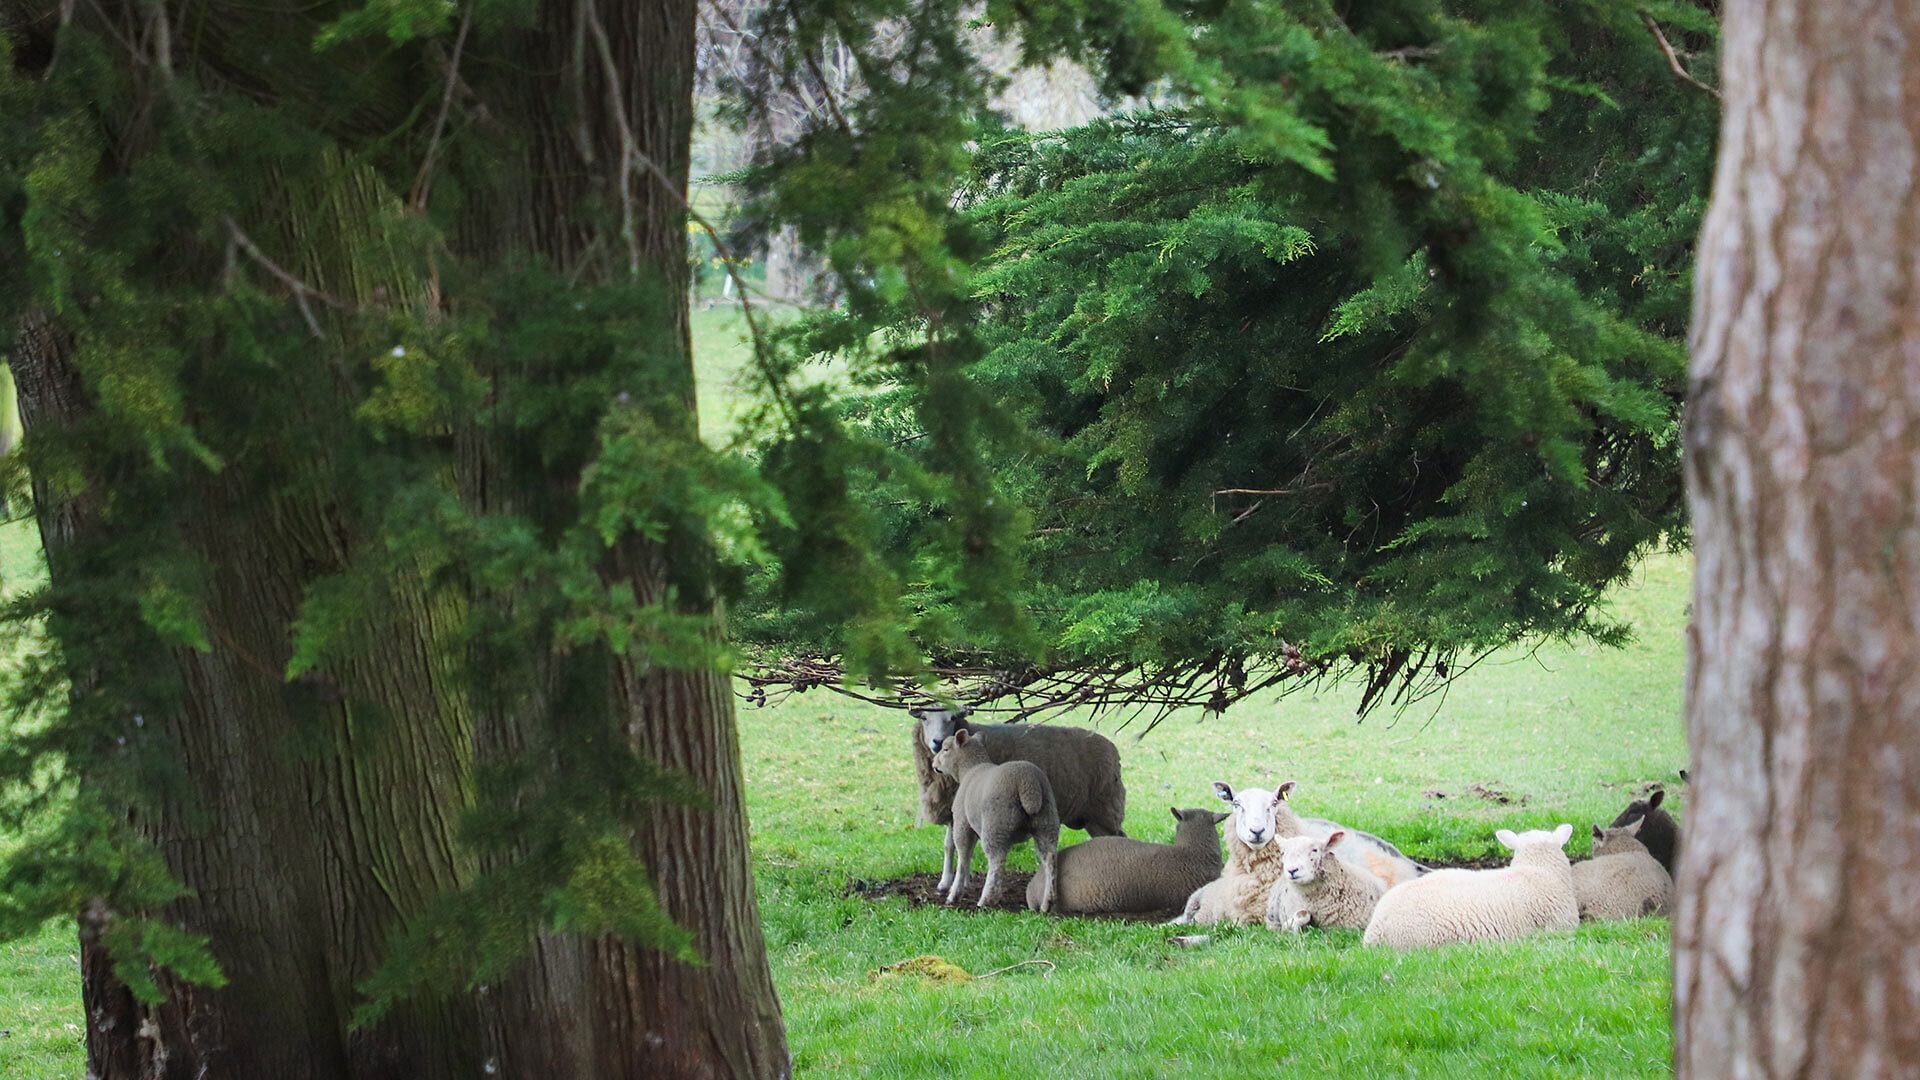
[1678,1,1920,1075]
[7,0,790,1074]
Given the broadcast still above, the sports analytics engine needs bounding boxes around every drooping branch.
[1639,11,1721,100]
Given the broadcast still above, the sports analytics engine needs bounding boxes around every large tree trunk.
[5,0,789,1073]
[1677,1,1920,1075]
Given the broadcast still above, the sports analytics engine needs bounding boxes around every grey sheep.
[1573,819,1673,921]
[911,706,1126,892]
[932,729,1061,911]
[1026,806,1227,915]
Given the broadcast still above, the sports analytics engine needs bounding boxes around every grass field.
[0,304,1688,1076]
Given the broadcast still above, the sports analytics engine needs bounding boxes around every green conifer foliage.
[739,1,1718,718]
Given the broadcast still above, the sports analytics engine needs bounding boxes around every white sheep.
[1362,824,1580,949]
[932,729,1061,910]
[1265,830,1386,932]
[911,707,1125,893]
[1165,780,1405,925]
[1027,806,1226,915]
[1573,819,1673,921]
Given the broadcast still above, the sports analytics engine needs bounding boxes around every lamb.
[911,707,1126,892]
[1166,779,1418,925]
[1573,819,1673,921]
[1265,830,1387,932]
[931,729,1061,911]
[1362,824,1580,949]
[1608,787,1680,876]
[1026,806,1226,915]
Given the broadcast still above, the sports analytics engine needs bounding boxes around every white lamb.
[1362,824,1580,949]
[1166,780,1420,926]
[1573,819,1673,921]
[1265,830,1386,932]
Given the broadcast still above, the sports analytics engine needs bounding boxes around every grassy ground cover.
[745,551,1687,1077]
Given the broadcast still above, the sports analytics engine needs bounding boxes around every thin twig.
[409,6,474,210]
[223,216,351,339]
[976,959,1055,979]
[1639,12,1721,100]
[582,2,642,275]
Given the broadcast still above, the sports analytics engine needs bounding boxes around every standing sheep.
[1573,819,1673,921]
[1265,831,1387,932]
[1362,824,1580,949]
[1608,787,1680,875]
[911,707,1125,891]
[1027,806,1227,915]
[932,730,1061,911]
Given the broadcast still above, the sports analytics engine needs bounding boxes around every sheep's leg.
[1265,881,1310,932]
[1034,833,1059,914]
[937,825,957,892]
[978,844,1009,908]
[945,825,977,905]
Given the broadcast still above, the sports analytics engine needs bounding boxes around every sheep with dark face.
[1573,818,1672,921]
[1608,787,1679,875]
[1028,806,1226,915]
[910,707,1126,892]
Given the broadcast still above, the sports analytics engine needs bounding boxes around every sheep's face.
[1590,818,1646,857]
[930,730,978,779]
[1494,823,1574,852]
[1213,780,1296,848]
[914,707,972,756]
[1609,787,1667,830]
[1281,834,1330,884]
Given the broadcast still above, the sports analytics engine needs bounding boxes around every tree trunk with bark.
[1678,1,1920,1075]
[4,0,790,1074]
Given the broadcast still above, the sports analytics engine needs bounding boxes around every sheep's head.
[1589,817,1649,857]
[1494,823,1574,853]
[1609,787,1668,830]
[1212,780,1296,848]
[930,729,977,779]
[913,706,973,756]
[1281,830,1343,885]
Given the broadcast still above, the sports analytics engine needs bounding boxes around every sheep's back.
[1041,836,1221,914]
[1363,865,1576,948]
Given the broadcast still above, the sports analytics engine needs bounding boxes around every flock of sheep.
[910,707,1680,948]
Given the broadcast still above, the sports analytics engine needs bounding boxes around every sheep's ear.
[1276,780,1297,801]
[1679,769,1690,785]
[953,729,971,747]
[1212,811,1230,824]
[1647,789,1665,810]
[908,707,926,720]
[1212,781,1235,804]
[1325,830,1344,847]
[1494,829,1520,850]
[1591,824,1604,841]
[1169,806,1181,821]
[1551,823,1574,846]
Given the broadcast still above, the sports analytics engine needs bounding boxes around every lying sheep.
[1027,806,1226,915]
[1573,819,1673,921]
[912,707,1125,891]
[1608,787,1679,876]
[932,729,1061,910]
[1265,830,1387,932]
[1165,780,1414,925]
[1362,824,1580,949]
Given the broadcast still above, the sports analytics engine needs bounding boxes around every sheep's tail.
[1018,771,1048,818]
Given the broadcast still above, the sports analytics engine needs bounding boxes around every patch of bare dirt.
[842,871,1171,920]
